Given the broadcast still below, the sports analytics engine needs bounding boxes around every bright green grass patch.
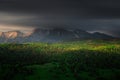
[0,40,120,80]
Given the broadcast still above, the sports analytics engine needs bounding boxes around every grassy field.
[0,40,120,80]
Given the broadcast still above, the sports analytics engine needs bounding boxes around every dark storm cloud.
[0,0,120,18]
[0,0,120,37]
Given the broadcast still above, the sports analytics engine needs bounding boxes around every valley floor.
[0,40,120,80]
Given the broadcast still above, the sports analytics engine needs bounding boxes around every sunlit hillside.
[0,40,120,80]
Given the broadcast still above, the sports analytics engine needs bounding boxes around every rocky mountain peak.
[0,28,116,43]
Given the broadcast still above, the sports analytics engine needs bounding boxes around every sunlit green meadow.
[0,40,120,80]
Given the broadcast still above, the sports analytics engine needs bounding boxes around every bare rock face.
[4,31,21,38]
[0,32,3,37]
[0,31,25,43]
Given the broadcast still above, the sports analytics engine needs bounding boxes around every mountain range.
[0,28,116,43]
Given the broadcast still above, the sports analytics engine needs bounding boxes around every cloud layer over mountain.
[0,0,120,37]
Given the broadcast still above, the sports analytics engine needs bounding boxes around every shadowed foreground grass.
[0,40,120,80]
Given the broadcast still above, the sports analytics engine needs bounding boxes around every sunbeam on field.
[0,40,120,80]
[0,0,120,80]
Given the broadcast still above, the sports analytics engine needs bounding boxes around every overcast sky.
[0,0,120,37]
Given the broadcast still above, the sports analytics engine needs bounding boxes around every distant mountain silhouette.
[92,32,114,39]
[0,28,116,43]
